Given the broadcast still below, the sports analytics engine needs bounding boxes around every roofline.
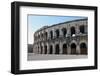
[35,18,88,34]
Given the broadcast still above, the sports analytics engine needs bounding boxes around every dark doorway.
[71,27,75,36]
[63,44,67,54]
[62,28,67,37]
[49,45,53,54]
[55,44,59,54]
[50,31,53,39]
[71,43,76,54]
[41,33,43,40]
[55,29,59,38]
[38,35,40,40]
[44,45,47,54]
[45,32,48,40]
[80,43,87,54]
[80,25,85,34]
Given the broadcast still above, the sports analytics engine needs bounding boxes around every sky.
[28,15,87,44]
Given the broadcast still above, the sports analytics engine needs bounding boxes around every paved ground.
[27,53,88,61]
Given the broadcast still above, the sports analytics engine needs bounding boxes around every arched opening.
[80,43,87,54]
[50,31,53,39]
[45,32,48,40]
[71,27,75,36]
[55,29,59,38]
[71,43,76,54]
[41,33,43,40]
[80,25,85,34]
[49,45,53,54]
[38,35,40,40]
[55,44,59,54]
[63,44,67,54]
[62,28,67,37]
[44,45,47,54]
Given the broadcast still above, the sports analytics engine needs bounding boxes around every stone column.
[59,28,63,38]
[85,25,87,34]
[47,30,50,40]
[42,32,44,41]
[40,33,42,41]
[36,45,38,54]
[38,45,40,54]
[53,29,56,39]
[76,45,80,54]
[67,25,71,36]
[76,24,80,35]
[59,42,63,54]
[41,45,44,54]
[53,44,55,54]
[39,44,41,54]
[67,44,71,54]
[33,45,36,54]
[47,43,50,54]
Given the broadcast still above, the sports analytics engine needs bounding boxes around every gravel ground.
[27,53,88,61]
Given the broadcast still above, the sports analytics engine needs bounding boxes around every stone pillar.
[47,43,50,54]
[40,33,42,41]
[42,44,45,54]
[38,45,40,54]
[53,44,55,54]
[85,25,87,34]
[76,45,80,54]
[59,28,63,37]
[37,34,39,42]
[39,44,41,54]
[42,32,44,41]
[76,24,80,35]
[67,25,71,36]
[67,44,71,54]
[36,45,38,54]
[53,29,56,39]
[59,42,63,54]
[41,45,44,54]
[47,30,50,40]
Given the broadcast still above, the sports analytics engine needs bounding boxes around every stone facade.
[33,18,88,55]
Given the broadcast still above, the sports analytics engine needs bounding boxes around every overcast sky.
[28,15,87,44]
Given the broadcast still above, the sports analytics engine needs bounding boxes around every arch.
[80,25,85,34]
[44,45,47,54]
[38,34,40,40]
[63,43,67,54]
[55,29,59,38]
[62,28,67,37]
[41,33,43,40]
[71,43,76,54]
[50,31,53,39]
[49,45,53,54]
[45,32,48,40]
[71,27,75,36]
[80,43,87,54]
[55,44,60,54]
